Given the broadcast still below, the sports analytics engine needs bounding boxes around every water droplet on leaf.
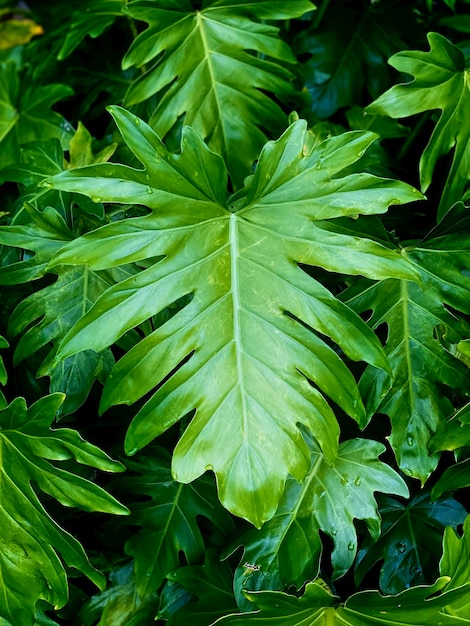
[91,196,102,203]
[145,173,150,180]
[348,541,355,551]
[39,181,52,188]
[396,542,407,553]
[134,117,141,126]
[407,436,414,446]
[330,527,338,536]
[354,476,361,486]
[146,185,153,194]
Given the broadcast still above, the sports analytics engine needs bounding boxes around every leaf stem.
[397,111,432,164]
[312,0,331,29]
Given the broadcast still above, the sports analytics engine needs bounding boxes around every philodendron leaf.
[231,437,408,606]
[355,492,467,594]
[367,32,470,220]
[213,577,470,625]
[0,393,128,626]
[343,210,470,482]
[77,562,159,626]
[46,107,420,526]
[440,515,470,620]
[160,552,238,626]
[57,0,124,60]
[0,334,8,409]
[0,204,132,414]
[112,449,234,597]
[0,62,73,170]
[122,0,314,185]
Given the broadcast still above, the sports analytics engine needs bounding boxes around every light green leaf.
[213,578,470,625]
[57,0,123,60]
[0,334,8,409]
[231,437,408,605]
[112,449,234,597]
[122,0,314,185]
[0,62,73,169]
[366,32,470,220]
[0,393,128,626]
[46,108,420,526]
[440,515,470,620]
[355,492,467,594]
[343,212,470,482]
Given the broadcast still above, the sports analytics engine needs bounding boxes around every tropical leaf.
[0,393,128,626]
[57,0,123,60]
[354,491,467,594]
[230,437,408,605]
[77,562,159,626]
[160,552,238,626]
[213,577,470,625]
[0,62,73,169]
[45,107,421,525]
[295,5,405,119]
[122,0,314,185]
[0,334,7,409]
[366,32,470,220]
[0,204,130,414]
[343,209,470,482]
[440,515,470,620]
[112,449,234,597]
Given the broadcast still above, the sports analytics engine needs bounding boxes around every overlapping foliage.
[1,0,470,623]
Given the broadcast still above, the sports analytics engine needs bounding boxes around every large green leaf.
[296,5,405,119]
[0,334,7,409]
[0,62,73,170]
[440,515,470,620]
[355,492,467,594]
[343,211,470,482]
[46,107,420,525]
[213,578,470,625]
[366,32,470,220]
[231,437,408,604]
[0,393,128,625]
[113,449,234,597]
[122,0,314,185]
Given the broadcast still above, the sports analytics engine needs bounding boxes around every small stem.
[312,0,331,29]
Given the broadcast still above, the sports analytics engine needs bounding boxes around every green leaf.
[0,334,8,409]
[0,62,73,170]
[343,213,470,482]
[0,204,131,414]
[355,491,467,594]
[57,0,123,60]
[231,437,408,604]
[77,562,159,626]
[366,32,470,220]
[46,108,420,526]
[213,577,470,625]
[161,552,238,626]
[0,393,128,626]
[122,0,314,185]
[296,5,405,119]
[112,449,234,597]
[440,515,470,620]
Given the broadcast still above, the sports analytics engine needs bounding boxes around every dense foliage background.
[1,0,470,623]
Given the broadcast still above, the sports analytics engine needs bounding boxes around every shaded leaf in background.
[160,551,238,626]
[367,32,470,220]
[354,491,467,594]
[0,393,128,626]
[230,437,408,607]
[296,5,405,119]
[57,0,123,60]
[0,204,131,414]
[0,62,73,169]
[122,0,313,185]
[77,561,159,626]
[0,334,7,408]
[113,449,234,597]
[46,108,420,525]
[343,209,470,482]
[0,10,44,50]
[213,577,470,625]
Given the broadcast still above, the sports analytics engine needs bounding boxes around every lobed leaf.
[46,108,421,525]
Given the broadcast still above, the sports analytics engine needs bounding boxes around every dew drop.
[356,150,365,158]
[145,173,150,181]
[354,476,361,486]
[407,436,414,447]
[146,185,153,194]
[315,160,323,169]
[39,180,53,189]
[352,399,358,408]
[396,542,407,553]
[91,195,102,203]
[340,476,348,486]
[134,117,141,126]
[330,527,338,536]
[348,541,355,551]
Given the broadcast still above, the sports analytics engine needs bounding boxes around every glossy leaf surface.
[46,108,420,525]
